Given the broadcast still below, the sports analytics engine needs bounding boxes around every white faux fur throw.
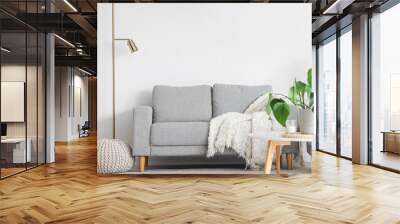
[207,108,272,169]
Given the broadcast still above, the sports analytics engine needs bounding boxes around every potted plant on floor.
[266,68,314,134]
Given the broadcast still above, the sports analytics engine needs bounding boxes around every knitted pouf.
[97,139,134,174]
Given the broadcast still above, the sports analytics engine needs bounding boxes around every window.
[317,37,337,155]
[370,3,400,171]
[340,29,352,158]
[317,26,353,159]
[0,2,47,179]
[390,74,400,130]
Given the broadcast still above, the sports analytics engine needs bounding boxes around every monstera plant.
[266,68,314,133]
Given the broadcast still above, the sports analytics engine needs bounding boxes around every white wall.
[98,3,312,146]
[55,67,89,141]
[1,65,43,139]
[72,73,89,138]
[55,67,69,141]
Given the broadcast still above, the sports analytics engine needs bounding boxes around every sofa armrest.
[133,106,153,156]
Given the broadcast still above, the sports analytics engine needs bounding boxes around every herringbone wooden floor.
[1,135,400,224]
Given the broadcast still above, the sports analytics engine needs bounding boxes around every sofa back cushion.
[212,84,272,117]
[153,85,212,122]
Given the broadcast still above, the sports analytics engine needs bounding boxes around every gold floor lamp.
[112,3,138,138]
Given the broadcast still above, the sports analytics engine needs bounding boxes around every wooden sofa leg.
[139,156,146,172]
[286,153,293,170]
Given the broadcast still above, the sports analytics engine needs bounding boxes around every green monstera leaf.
[295,81,307,96]
[288,86,299,105]
[265,68,313,127]
[270,98,290,127]
[307,68,312,88]
[265,93,273,116]
[309,92,314,111]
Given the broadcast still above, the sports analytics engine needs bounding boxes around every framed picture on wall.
[1,81,25,122]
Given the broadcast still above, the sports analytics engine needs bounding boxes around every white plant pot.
[298,109,314,134]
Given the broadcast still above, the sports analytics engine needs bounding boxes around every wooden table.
[1,138,32,164]
[249,132,313,176]
[381,131,400,154]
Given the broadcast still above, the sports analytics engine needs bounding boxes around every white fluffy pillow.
[244,93,287,131]
[244,93,270,114]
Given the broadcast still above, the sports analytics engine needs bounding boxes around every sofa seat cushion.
[152,85,212,122]
[151,122,209,146]
[212,84,272,117]
[151,146,239,156]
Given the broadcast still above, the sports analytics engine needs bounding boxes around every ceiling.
[0,0,392,75]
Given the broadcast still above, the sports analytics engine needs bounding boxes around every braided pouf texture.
[97,139,134,174]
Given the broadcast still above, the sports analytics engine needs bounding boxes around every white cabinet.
[1,138,32,163]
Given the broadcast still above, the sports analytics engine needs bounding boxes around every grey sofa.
[132,84,296,172]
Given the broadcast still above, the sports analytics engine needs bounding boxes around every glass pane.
[318,37,337,154]
[27,31,38,169]
[371,4,400,171]
[0,1,46,179]
[340,30,352,158]
[1,31,27,178]
[38,33,46,165]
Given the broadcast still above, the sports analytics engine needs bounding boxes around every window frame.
[367,1,400,173]
[316,24,353,161]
